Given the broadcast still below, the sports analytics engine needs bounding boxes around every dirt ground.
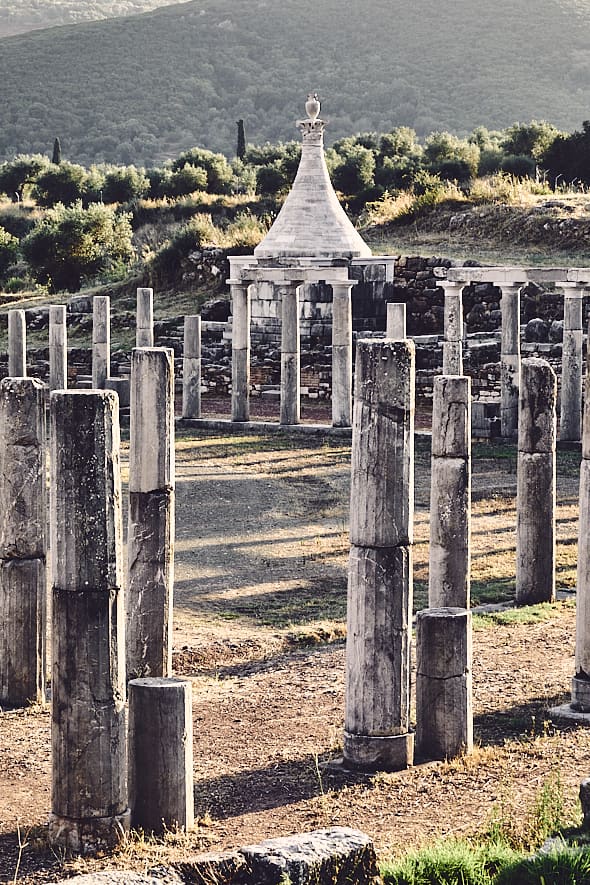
[0,397,587,882]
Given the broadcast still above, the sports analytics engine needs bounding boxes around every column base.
[48,808,131,855]
[343,730,414,772]
[572,675,590,712]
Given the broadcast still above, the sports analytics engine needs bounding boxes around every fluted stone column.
[49,305,67,390]
[280,282,300,426]
[182,315,201,419]
[344,340,415,771]
[136,287,154,348]
[230,282,251,423]
[129,677,194,833]
[49,390,129,853]
[386,302,406,340]
[572,333,590,711]
[500,284,521,439]
[127,348,175,680]
[559,282,583,442]
[428,375,471,609]
[441,282,463,374]
[92,295,110,389]
[515,358,556,605]
[0,378,47,706]
[8,309,26,377]
[331,281,354,428]
[416,607,473,760]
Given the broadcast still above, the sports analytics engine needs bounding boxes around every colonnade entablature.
[436,265,590,286]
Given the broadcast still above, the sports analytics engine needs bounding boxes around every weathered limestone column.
[331,281,354,428]
[515,358,556,605]
[49,304,67,391]
[386,302,406,340]
[280,282,301,426]
[559,282,583,442]
[230,281,251,423]
[344,340,415,771]
[92,295,110,389]
[8,309,26,377]
[127,347,175,680]
[416,607,473,760]
[136,287,154,348]
[0,378,46,706]
[428,375,471,608]
[49,390,129,853]
[441,282,463,374]
[129,677,194,833]
[572,333,590,711]
[182,315,201,419]
[500,283,521,439]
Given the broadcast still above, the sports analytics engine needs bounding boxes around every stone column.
[0,378,46,706]
[127,348,175,680]
[386,302,406,340]
[331,281,354,428]
[280,282,300,426]
[230,281,251,423]
[515,358,556,605]
[428,375,471,608]
[8,309,26,377]
[416,607,473,760]
[182,315,201,419]
[129,677,194,833]
[344,340,415,771]
[441,282,463,374]
[136,287,154,348]
[49,390,129,853]
[500,283,521,439]
[49,304,67,390]
[572,332,590,710]
[559,282,583,442]
[92,295,110,389]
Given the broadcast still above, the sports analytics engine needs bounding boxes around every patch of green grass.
[381,839,518,885]
[473,598,575,630]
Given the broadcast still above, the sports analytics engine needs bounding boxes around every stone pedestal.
[280,283,300,426]
[386,302,406,340]
[515,358,556,605]
[441,282,463,375]
[92,296,110,389]
[136,287,154,348]
[129,677,193,833]
[230,282,251,422]
[500,284,521,439]
[416,607,473,760]
[127,348,175,680]
[344,340,415,771]
[183,315,202,419]
[49,305,67,390]
[49,390,129,854]
[0,378,47,706]
[8,309,26,377]
[428,375,471,608]
[559,283,583,442]
[331,281,353,428]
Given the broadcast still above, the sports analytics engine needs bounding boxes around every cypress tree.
[236,120,246,160]
[52,137,62,165]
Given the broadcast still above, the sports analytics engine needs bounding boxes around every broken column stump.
[127,347,175,680]
[129,677,194,833]
[386,302,406,340]
[49,304,67,390]
[230,282,251,423]
[8,308,26,377]
[136,287,154,348]
[344,340,415,771]
[429,375,471,608]
[416,607,473,760]
[280,283,300,426]
[48,390,129,853]
[92,296,110,389]
[0,377,47,706]
[515,358,556,605]
[331,281,354,428]
[182,315,201,419]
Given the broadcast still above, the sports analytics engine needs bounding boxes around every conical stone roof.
[254,98,372,262]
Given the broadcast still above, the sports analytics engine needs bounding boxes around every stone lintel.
[442,266,590,285]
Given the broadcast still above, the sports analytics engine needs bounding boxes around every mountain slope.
[2,0,590,165]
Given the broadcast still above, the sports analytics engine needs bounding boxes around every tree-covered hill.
[0,0,192,38]
[2,0,590,166]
